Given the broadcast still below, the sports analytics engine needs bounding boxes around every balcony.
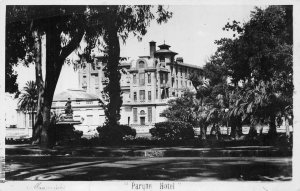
[159,83,170,88]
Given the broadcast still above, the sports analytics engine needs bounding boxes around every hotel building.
[76,41,202,133]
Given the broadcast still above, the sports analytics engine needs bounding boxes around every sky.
[14,4,257,95]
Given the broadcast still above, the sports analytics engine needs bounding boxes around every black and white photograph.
[1,0,299,190]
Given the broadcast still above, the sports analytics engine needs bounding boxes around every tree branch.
[59,26,85,60]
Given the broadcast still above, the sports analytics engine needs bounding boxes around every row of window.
[132,72,170,86]
[133,73,152,85]
[171,66,189,77]
[133,90,152,102]
[133,89,169,102]
[171,79,192,88]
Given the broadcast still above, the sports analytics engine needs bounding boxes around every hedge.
[150,121,195,140]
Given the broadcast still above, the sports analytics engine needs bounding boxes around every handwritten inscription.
[27,182,65,190]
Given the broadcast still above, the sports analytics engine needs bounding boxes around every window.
[133,108,138,122]
[140,117,145,125]
[133,74,137,84]
[94,74,99,86]
[29,114,32,128]
[24,113,27,128]
[140,90,145,102]
[160,73,164,84]
[86,101,93,104]
[134,92,137,102]
[139,61,145,69]
[140,110,146,115]
[139,73,145,85]
[180,68,182,77]
[148,107,152,122]
[160,56,165,62]
[156,90,158,99]
[148,91,151,101]
[148,73,151,83]
[83,75,86,78]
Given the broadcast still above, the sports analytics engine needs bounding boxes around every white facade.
[5,93,33,138]
[51,89,103,136]
[78,41,203,133]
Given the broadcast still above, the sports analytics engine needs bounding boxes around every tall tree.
[7,6,88,147]
[6,5,172,148]
[18,81,38,137]
[213,5,293,139]
[83,5,172,127]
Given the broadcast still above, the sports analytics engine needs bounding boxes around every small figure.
[65,98,73,115]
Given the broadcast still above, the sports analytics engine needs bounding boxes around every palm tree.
[189,73,213,140]
[18,81,38,138]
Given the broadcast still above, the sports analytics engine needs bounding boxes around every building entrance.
[140,117,145,125]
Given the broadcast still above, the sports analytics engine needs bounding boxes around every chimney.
[149,41,156,58]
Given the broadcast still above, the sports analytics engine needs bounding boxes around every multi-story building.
[78,41,202,133]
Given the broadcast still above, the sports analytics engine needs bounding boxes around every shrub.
[50,124,83,146]
[97,124,136,143]
[150,121,195,141]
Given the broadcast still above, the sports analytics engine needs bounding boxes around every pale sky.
[14,5,257,95]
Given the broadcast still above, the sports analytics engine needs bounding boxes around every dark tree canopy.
[6,5,172,147]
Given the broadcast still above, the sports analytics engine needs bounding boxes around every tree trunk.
[103,12,122,127]
[32,31,44,143]
[40,27,63,149]
[268,113,277,136]
[39,17,85,148]
[230,117,237,138]
[200,123,207,140]
[230,116,242,139]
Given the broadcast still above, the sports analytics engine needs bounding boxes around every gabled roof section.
[53,89,100,101]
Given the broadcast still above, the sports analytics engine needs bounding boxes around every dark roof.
[53,89,99,101]
[158,44,171,49]
[155,49,178,55]
[176,62,203,70]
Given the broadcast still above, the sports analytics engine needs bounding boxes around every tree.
[7,6,92,147]
[18,81,38,137]
[161,91,196,124]
[213,5,293,140]
[6,5,172,148]
[84,6,172,127]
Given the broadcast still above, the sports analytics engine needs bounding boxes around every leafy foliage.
[18,81,38,112]
[150,121,195,141]
[165,6,293,141]
[97,124,136,143]
[7,5,172,147]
